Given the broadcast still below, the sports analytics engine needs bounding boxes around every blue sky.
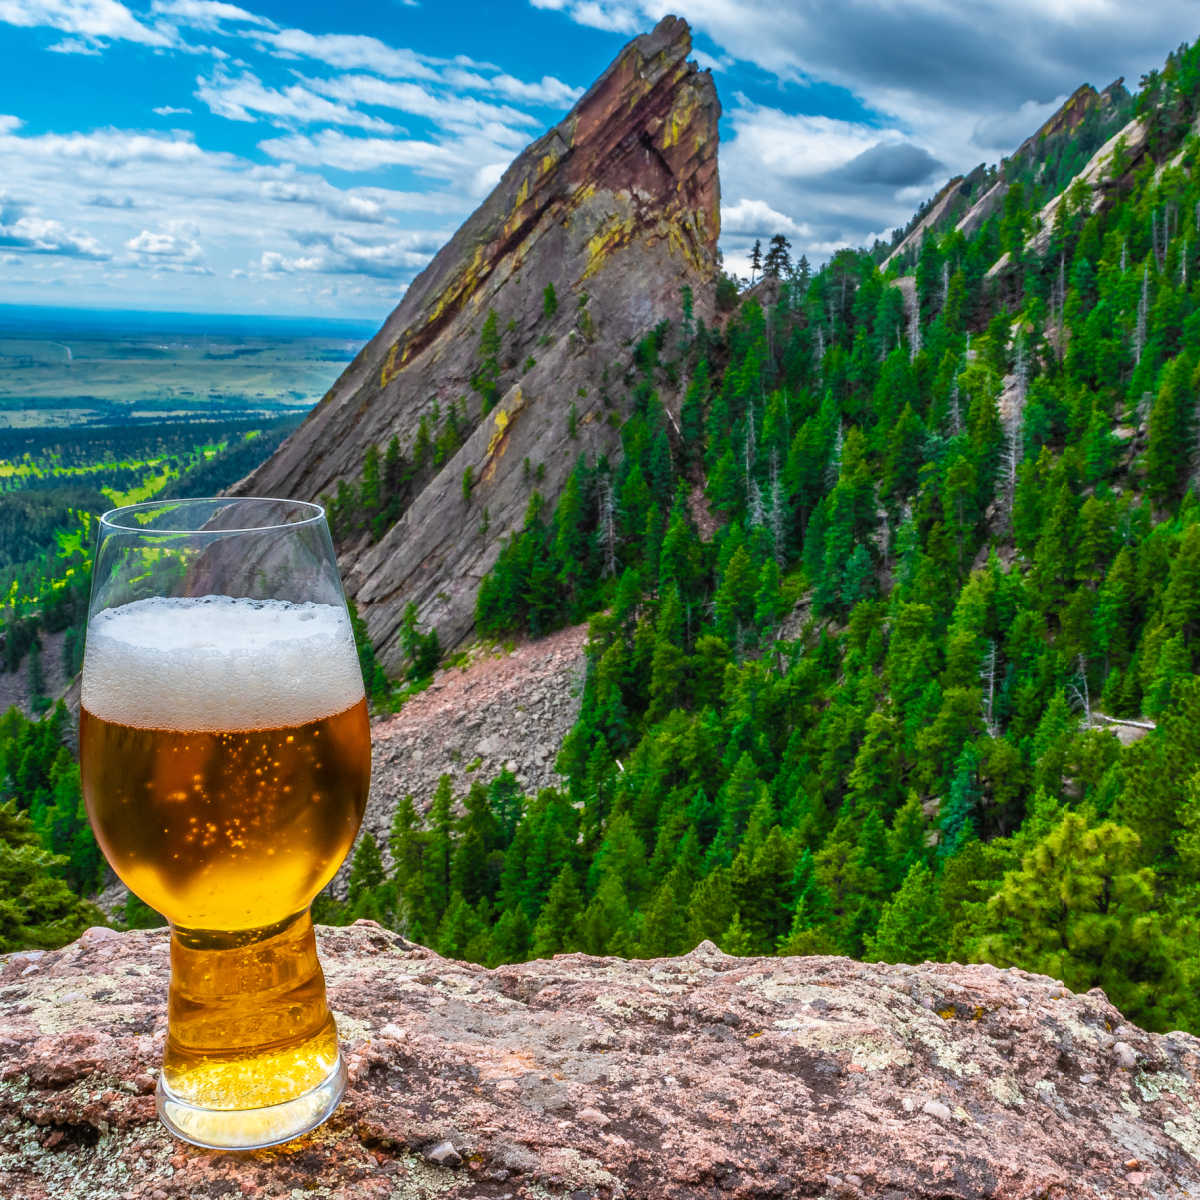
[0,0,1196,320]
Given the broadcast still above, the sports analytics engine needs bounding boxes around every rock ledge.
[3,924,1200,1198]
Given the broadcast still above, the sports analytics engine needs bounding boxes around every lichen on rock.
[4,924,1200,1198]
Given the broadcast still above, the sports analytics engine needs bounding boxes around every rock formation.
[232,16,720,670]
[5,925,1200,1198]
[888,79,1132,272]
[986,114,1150,280]
[881,173,967,271]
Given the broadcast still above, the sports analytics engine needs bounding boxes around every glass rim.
[98,496,325,535]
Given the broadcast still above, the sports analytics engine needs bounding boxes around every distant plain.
[0,305,375,429]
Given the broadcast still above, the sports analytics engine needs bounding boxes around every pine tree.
[472,308,502,414]
[530,865,583,958]
[347,831,387,920]
[0,800,102,952]
[360,443,381,515]
[638,869,689,957]
[763,234,792,279]
[939,742,980,856]
[867,862,947,963]
[976,814,1193,1032]
[486,907,533,965]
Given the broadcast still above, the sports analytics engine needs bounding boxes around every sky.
[0,0,1197,322]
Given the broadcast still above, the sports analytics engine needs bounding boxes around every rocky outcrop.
[881,173,966,271]
[5,925,1200,1198]
[986,115,1150,279]
[955,176,1008,241]
[232,16,720,669]
[368,623,585,801]
[892,81,1133,274]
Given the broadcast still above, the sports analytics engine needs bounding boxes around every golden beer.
[80,593,369,1147]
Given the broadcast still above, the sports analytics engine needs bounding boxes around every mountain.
[299,34,1200,1041]
[883,76,1133,269]
[233,16,720,670]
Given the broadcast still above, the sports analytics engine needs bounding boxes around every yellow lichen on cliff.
[423,243,489,332]
[480,386,525,484]
[380,342,400,388]
[661,86,699,150]
[487,405,512,458]
[581,211,637,282]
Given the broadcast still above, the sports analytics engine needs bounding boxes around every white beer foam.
[82,595,365,731]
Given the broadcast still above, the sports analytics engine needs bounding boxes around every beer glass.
[80,498,371,1150]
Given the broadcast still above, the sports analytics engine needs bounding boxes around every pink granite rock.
[2,922,1200,1198]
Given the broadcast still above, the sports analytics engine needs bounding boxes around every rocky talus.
[358,624,587,857]
[233,15,720,669]
[4,925,1200,1198]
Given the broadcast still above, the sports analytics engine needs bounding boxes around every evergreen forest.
[321,39,1200,1036]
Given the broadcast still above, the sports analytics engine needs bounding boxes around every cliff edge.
[3,925,1200,1198]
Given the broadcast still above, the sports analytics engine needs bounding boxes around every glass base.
[156,1050,347,1150]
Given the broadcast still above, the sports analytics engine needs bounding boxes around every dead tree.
[980,640,1000,738]
[768,450,785,565]
[1135,265,1149,366]
[597,475,617,578]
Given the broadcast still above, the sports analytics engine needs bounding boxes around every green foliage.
[399,602,441,683]
[16,40,1200,1037]
[543,283,558,319]
[473,308,502,415]
[348,599,393,711]
[974,814,1197,1030]
[0,796,102,951]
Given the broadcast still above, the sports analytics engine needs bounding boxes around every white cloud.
[2,126,207,165]
[304,73,537,132]
[149,0,275,32]
[442,66,582,108]
[716,95,943,265]
[0,111,481,312]
[47,35,101,53]
[249,27,443,80]
[724,98,909,180]
[258,128,515,195]
[195,68,396,131]
[721,198,812,239]
[257,228,440,279]
[0,0,173,46]
[123,223,210,272]
[691,48,727,73]
[260,129,465,174]
[529,0,640,34]
[153,104,192,115]
[0,194,109,258]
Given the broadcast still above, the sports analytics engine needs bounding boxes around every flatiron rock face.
[4,925,1200,1198]
[232,15,720,669]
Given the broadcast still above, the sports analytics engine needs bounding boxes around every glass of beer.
[79,497,371,1150]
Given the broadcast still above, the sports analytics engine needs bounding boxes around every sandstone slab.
[233,16,720,667]
[4,924,1200,1197]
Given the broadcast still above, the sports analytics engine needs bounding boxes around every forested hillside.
[322,39,1200,1035]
